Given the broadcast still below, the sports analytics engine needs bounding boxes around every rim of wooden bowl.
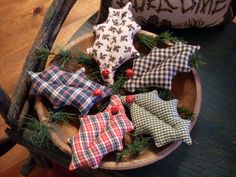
[35,30,202,170]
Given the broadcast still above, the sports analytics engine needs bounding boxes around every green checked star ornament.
[120,90,192,147]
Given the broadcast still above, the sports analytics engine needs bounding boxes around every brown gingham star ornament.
[86,2,141,85]
[120,90,192,147]
[124,42,200,92]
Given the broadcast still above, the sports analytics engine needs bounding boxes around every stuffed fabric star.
[30,65,85,87]
[87,2,141,85]
[69,95,134,170]
[28,66,111,115]
[120,90,192,147]
[124,42,200,92]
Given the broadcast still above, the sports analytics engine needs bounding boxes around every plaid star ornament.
[28,66,111,115]
[124,42,200,92]
[120,90,192,147]
[87,2,141,85]
[69,95,134,170]
[30,65,87,87]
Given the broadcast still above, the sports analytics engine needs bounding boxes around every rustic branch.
[96,0,111,24]
[7,0,77,128]
[0,86,11,125]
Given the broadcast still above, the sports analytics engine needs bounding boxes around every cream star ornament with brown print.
[87,2,141,85]
[124,42,200,92]
[120,90,192,147]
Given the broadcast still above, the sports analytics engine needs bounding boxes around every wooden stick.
[7,0,77,128]
[0,86,12,126]
[20,155,36,177]
[96,0,111,24]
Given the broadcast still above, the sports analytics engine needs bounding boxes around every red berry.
[102,69,110,78]
[126,95,135,103]
[111,105,119,114]
[93,89,102,96]
[125,68,134,78]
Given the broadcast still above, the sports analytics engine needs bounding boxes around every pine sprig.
[177,107,195,120]
[155,31,184,44]
[116,133,151,161]
[75,50,102,83]
[35,46,74,69]
[35,46,51,59]
[109,76,127,95]
[48,111,78,123]
[22,115,52,149]
[190,53,205,70]
[135,31,184,50]
[135,33,156,50]
[158,89,174,101]
[56,47,73,69]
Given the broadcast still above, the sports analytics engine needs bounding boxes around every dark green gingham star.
[120,90,192,147]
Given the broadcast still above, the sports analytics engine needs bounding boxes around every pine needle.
[109,76,127,95]
[35,46,74,69]
[75,49,102,83]
[116,133,151,161]
[48,111,78,123]
[190,54,205,70]
[22,115,52,149]
[56,46,73,69]
[155,31,184,43]
[177,107,195,120]
[135,31,184,50]
[158,89,174,101]
[35,46,51,59]
[135,33,156,50]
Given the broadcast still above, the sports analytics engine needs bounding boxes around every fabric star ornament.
[87,2,141,85]
[120,90,192,147]
[28,66,111,115]
[124,42,200,92]
[69,95,134,170]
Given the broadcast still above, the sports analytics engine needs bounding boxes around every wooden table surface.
[0,1,236,177]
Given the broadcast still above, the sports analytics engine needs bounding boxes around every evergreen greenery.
[116,133,151,161]
[158,88,174,101]
[56,47,73,69]
[135,31,184,50]
[75,50,103,83]
[22,115,51,149]
[177,107,195,120]
[190,53,206,69]
[155,31,184,43]
[35,46,51,59]
[48,111,78,123]
[109,76,127,95]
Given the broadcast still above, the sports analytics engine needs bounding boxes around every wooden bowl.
[35,30,202,170]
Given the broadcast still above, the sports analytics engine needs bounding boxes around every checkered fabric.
[28,67,111,115]
[31,65,86,87]
[86,2,141,85]
[124,42,200,92]
[120,90,192,147]
[69,95,134,169]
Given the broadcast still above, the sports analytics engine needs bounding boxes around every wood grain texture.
[0,0,100,176]
[7,0,77,129]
